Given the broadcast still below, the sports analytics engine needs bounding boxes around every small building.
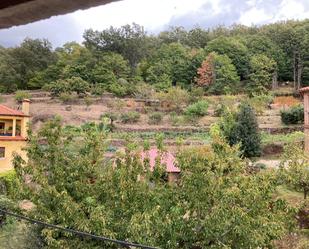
[0,99,30,172]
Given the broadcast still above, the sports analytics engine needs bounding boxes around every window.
[0,147,5,159]
[0,122,4,133]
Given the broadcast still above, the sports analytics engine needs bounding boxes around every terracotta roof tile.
[0,105,28,117]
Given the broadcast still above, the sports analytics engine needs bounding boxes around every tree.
[280,141,309,199]
[248,54,277,95]
[195,52,240,95]
[13,119,292,248]
[8,38,56,89]
[205,36,249,79]
[83,23,148,68]
[234,103,261,157]
[219,103,261,158]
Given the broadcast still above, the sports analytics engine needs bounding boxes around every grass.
[261,131,304,145]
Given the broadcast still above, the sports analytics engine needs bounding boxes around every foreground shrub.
[184,100,209,117]
[15,91,30,103]
[280,141,309,199]
[120,111,140,123]
[13,119,293,248]
[148,112,163,125]
[281,105,304,125]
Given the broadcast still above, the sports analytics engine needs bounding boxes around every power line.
[0,208,159,249]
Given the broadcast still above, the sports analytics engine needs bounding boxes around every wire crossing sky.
[0,0,308,47]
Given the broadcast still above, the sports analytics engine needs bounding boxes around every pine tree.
[234,103,261,157]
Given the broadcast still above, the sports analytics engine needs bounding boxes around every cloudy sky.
[0,0,308,48]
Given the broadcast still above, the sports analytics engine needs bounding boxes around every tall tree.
[83,23,148,68]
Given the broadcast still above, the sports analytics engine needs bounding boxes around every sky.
[0,0,308,48]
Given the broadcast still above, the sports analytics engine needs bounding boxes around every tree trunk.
[272,70,278,90]
[297,55,303,90]
[293,51,297,90]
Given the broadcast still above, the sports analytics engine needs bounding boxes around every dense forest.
[0,19,308,96]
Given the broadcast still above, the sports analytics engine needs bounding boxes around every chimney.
[22,99,30,116]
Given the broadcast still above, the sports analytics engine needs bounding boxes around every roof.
[0,136,26,141]
[0,105,28,117]
[0,0,120,29]
[141,148,181,173]
[299,87,309,94]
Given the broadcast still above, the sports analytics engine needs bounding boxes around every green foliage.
[69,76,90,96]
[246,94,274,115]
[156,87,190,112]
[205,36,249,79]
[281,105,304,125]
[188,86,204,103]
[44,79,71,97]
[120,111,140,123]
[214,103,227,117]
[12,119,292,248]
[218,103,261,158]
[247,54,277,95]
[45,77,90,97]
[184,100,209,117]
[148,112,163,125]
[59,92,75,104]
[280,142,309,199]
[14,91,30,103]
[196,52,240,95]
[0,170,21,199]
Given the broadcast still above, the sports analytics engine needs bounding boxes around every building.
[0,99,30,172]
[300,87,309,153]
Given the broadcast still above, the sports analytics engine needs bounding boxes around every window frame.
[0,147,5,159]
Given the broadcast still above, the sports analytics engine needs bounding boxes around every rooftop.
[0,104,28,117]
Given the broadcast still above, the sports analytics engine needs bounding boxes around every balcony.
[0,118,22,138]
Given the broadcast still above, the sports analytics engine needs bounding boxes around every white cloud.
[273,0,309,21]
[72,0,209,32]
[239,7,272,26]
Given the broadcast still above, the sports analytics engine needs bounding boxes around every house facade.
[0,99,30,172]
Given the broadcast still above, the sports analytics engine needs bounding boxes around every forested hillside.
[0,19,308,96]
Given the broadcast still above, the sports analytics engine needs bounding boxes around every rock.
[65,105,72,111]
[19,200,35,211]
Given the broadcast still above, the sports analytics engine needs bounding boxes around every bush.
[214,103,227,117]
[59,93,75,104]
[169,112,186,126]
[219,103,261,158]
[90,84,106,96]
[15,91,30,103]
[156,87,190,112]
[69,77,90,97]
[120,111,140,123]
[134,82,155,99]
[44,79,71,97]
[247,94,274,115]
[184,100,209,117]
[189,87,204,103]
[281,105,304,125]
[148,112,163,125]
[101,112,118,127]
